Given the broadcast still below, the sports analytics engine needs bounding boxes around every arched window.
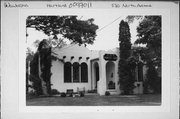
[81,62,88,82]
[64,62,72,82]
[73,62,79,82]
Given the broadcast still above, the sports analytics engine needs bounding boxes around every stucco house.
[50,44,146,95]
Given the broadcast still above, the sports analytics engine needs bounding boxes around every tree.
[135,16,161,93]
[146,63,161,94]
[136,16,161,67]
[125,16,143,24]
[118,20,135,95]
[33,39,41,48]
[26,48,34,93]
[30,39,52,95]
[30,52,42,95]
[32,38,67,51]
[26,16,99,45]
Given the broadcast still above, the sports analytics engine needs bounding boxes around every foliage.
[125,16,143,24]
[40,49,52,95]
[119,59,135,94]
[127,56,137,70]
[136,16,161,68]
[26,90,38,99]
[147,65,161,93]
[126,15,161,67]
[118,20,135,95]
[135,16,161,94]
[33,38,67,49]
[33,39,41,48]
[127,56,138,82]
[26,48,35,61]
[146,64,161,94]
[126,16,161,94]
[26,16,99,45]
[87,89,97,93]
[51,89,60,95]
[105,91,110,96]
[30,53,42,95]
[29,39,52,95]
[79,92,85,97]
[118,20,131,60]
[26,48,34,93]
[61,92,66,97]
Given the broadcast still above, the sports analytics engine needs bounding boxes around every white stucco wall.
[50,45,146,95]
[133,81,143,94]
[97,49,120,95]
[51,44,98,93]
[91,60,99,90]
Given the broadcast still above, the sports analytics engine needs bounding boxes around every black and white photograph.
[1,1,179,119]
[25,15,162,106]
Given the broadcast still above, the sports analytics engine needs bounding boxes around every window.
[81,62,88,82]
[64,62,72,82]
[73,62,79,82]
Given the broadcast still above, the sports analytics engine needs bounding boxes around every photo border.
[1,1,179,119]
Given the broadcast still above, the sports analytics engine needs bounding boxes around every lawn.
[26,94,161,106]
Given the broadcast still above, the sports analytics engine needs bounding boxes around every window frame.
[64,62,72,83]
[81,62,88,83]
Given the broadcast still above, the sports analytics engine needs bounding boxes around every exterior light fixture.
[71,56,74,60]
[79,57,82,60]
[86,57,90,60]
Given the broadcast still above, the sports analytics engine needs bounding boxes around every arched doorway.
[106,61,115,90]
[94,62,99,90]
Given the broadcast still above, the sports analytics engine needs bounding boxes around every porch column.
[98,51,107,95]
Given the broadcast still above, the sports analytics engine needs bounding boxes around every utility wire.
[97,16,122,33]
[79,16,83,20]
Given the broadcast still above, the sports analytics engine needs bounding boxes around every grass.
[26,94,161,106]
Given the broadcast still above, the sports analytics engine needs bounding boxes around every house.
[50,44,146,95]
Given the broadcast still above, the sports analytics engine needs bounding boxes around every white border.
[1,1,178,119]
[19,8,170,113]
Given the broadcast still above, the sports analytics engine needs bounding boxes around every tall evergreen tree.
[30,39,52,95]
[118,20,134,94]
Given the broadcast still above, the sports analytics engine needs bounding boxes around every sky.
[26,14,141,52]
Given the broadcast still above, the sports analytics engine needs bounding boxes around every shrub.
[79,92,84,97]
[146,65,161,94]
[87,89,97,93]
[66,89,73,97]
[51,89,60,95]
[105,91,110,96]
[26,90,38,99]
[61,92,66,97]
